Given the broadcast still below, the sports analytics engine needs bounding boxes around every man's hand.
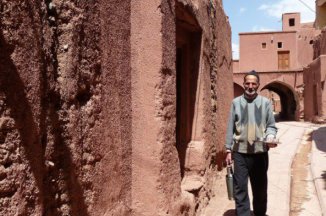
[266,134,277,148]
[225,151,233,165]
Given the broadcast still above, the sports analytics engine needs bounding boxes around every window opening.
[289,18,295,26]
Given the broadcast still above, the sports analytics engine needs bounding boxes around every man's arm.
[225,103,235,164]
[225,103,235,151]
[265,100,277,138]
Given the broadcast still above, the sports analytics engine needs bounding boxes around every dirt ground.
[289,130,312,216]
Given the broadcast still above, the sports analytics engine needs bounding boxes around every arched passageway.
[261,81,299,121]
[234,82,244,97]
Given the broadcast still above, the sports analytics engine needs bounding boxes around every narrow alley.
[1,0,326,215]
[204,122,326,216]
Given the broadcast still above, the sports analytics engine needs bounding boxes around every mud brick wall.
[0,1,132,215]
[0,0,232,215]
[314,27,326,58]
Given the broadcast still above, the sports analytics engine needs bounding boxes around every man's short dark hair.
[244,70,260,83]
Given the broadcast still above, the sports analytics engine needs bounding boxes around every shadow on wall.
[322,171,326,190]
[223,209,268,216]
[0,27,45,213]
[223,209,236,216]
[0,20,89,215]
[314,127,326,153]
[313,127,326,190]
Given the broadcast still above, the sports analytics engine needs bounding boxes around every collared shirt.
[225,94,278,154]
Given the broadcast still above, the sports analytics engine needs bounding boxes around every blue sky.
[223,0,316,59]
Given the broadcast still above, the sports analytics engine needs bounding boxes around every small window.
[262,42,267,49]
[277,42,283,49]
[289,18,295,26]
[309,40,313,44]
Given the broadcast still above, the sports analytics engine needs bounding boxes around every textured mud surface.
[0,1,131,215]
[0,0,232,215]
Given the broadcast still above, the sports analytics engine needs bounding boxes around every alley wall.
[0,0,233,215]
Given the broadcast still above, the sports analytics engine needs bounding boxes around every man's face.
[243,75,259,97]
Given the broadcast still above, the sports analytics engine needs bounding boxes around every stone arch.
[233,82,244,98]
[261,81,300,121]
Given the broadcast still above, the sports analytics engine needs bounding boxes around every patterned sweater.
[225,94,278,154]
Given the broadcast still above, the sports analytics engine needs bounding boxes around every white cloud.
[258,0,315,22]
[239,7,247,14]
[252,25,276,32]
[232,43,239,60]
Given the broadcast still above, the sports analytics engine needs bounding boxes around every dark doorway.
[261,81,298,121]
[233,83,244,98]
[261,89,282,121]
[176,2,202,178]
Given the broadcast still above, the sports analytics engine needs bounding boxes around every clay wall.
[282,13,301,31]
[1,1,133,215]
[304,27,326,122]
[314,27,326,58]
[239,32,298,72]
[0,0,232,215]
[316,0,326,29]
[303,58,321,121]
[232,60,239,72]
[238,12,316,73]
[297,27,316,67]
[322,56,326,118]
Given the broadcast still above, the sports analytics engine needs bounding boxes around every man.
[225,70,278,216]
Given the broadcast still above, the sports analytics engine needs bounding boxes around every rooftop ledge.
[234,69,304,74]
[239,30,297,35]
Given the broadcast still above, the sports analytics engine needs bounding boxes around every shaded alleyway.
[203,122,326,216]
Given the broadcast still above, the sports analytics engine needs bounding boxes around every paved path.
[270,122,320,216]
[203,121,325,216]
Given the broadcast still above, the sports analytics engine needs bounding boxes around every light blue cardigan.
[225,94,278,154]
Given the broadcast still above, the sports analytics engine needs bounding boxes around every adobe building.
[303,0,326,122]
[315,0,326,29]
[233,12,319,121]
[0,0,232,215]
